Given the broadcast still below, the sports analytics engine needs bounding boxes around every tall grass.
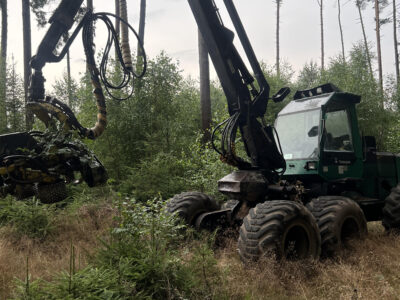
[3,188,400,299]
[0,187,115,299]
[12,198,222,299]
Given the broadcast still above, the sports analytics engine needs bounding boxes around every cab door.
[320,105,363,180]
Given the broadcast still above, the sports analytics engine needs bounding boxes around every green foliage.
[30,0,53,27]
[296,61,322,90]
[14,198,221,299]
[52,72,79,113]
[321,43,389,148]
[14,267,125,300]
[0,197,55,239]
[5,57,25,132]
[181,137,233,198]
[76,52,202,181]
[118,134,232,201]
[261,60,296,124]
[119,152,187,201]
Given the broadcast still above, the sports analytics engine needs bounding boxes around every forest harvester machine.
[166,0,400,261]
[1,0,400,261]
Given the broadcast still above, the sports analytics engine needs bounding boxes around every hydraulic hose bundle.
[28,0,147,139]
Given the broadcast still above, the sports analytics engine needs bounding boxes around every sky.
[5,0,399,93]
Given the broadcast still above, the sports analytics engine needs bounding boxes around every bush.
[14,198,222,299]
[180,138,233,199]
[118,152,188,201]
[118,135,233,202]
[0,197,55,240]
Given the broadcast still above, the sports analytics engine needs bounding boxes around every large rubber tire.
[238,200,321,261]
[382,184,400,232]
[166,192,220,225]
[307,196,367,256]
[35,181,68,204]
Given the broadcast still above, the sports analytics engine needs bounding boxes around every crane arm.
[188,0,286,173]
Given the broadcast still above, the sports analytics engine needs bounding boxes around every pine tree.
[5,57,25,132]
[355,0,374,77]
[337,0,345,61]
[275,0,282,77]
[0,0,7,132]
[22,0,33,130]
[316,0,325,71]
[53,72,79,112]
[371,0,390,94]
[393,0,399,83]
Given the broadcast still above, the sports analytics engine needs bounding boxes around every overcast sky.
[5,0,399,92]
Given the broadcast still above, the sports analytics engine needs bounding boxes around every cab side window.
[324,109,353,152]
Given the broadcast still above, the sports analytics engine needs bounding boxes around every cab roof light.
[294,83,341,100]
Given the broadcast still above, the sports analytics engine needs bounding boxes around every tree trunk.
[317,0,325,71]
[137,0,146,71]
[356,1,373,77]
[198,30,211,143]
[375,0,384,94]
[138,0,146,58]
[67,49,72,109]
[337,0,345,61]
[393,0,399,84]
[86,0,93,84]
[0,0,7,132]
[22,0,33,130]
[115,0,120,61]
[276,0,281,77]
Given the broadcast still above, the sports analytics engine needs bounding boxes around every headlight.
[305,161,317,170]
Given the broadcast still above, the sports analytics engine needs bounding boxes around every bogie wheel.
[382,184,400,232]
[307,196,367,256]
[166,192,220,225]
[238,200,321,261]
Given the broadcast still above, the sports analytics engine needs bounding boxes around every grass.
[215,222,400,299]
[0,191,115,300]
[1,192,400,300]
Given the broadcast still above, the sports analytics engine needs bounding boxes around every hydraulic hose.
[28,0,147,140]
[119,0,133,71]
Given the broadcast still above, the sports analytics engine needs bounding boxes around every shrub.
[118,136,233,202]
[118,152,187,201]
[14,198,222,299]
[0,197,55,240]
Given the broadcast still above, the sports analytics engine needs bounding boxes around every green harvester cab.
[275,83,400,222]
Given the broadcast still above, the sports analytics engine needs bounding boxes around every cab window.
[324,109,353,152]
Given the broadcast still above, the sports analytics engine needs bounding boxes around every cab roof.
[278,83,361,116]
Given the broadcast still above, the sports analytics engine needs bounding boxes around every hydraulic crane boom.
[188,0,286,173]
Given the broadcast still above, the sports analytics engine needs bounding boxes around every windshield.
[275,109,321,160]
